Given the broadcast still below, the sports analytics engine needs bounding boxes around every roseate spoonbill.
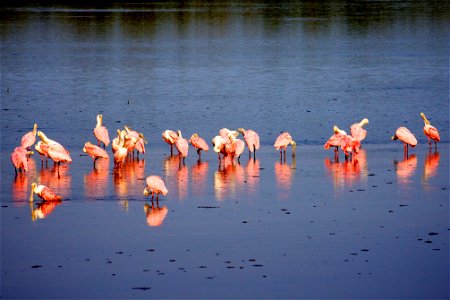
[94,114,110,148]
[134,133,147,156]
[35,141,49,165]
[227,133,245,162]
[37,131,70,155]
[83,142,109,167]
[114,130,128,167]
[219,128,238,139]
[212,135,228,159]
[189,133,209,159]
[21,123,38,150]
[11,146,32,174]
[339,134,360,161]
[350,118,369,143]
[143,175,168,201]
[238,128,260,159]
[175,130,189,161]
[125,126,146,157]
[162,130,179,155]
[392,127,417,157]
[274,132,296,159]
[111,129,122,153]
[30,183,62,202]
[420,112,440,150]
[324,125,347,160]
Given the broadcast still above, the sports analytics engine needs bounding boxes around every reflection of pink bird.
[420,112,440,149]
[175,130,189,159]
[392,127,417,157]
[144,203,168,227]
[350,118,369,142]
[83,142,109,166]
[30,183,62,202]
[162,130,179,155]
[274,132,296,159]
[11,146,30,174]
[21,123,38,150]
[189,133,209,159]
[94,114,110,148]
[143,175,168,201]
[238,128,260,159]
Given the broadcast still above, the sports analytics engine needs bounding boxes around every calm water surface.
[1,1,449,298]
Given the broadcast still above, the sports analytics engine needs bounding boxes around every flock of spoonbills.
[11,112,440,203]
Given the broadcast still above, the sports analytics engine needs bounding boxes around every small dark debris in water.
[281,208,288,211]
[224,261,231,264]
[242,221,248,223]
[263,275,267,278]
[143,269,150,272]
[252,264,263,267]
[85,258,91,261]
[417,238,423,241]
[198,206,220,209]
[79,154,88,157]
[249,259,256,262]
[432,248,440,251]
[350,253,358,256]
[388,210,394,213]
[169,259,176,262]
[132,287,151,291]
[306,109,311,112]
[116,120,121,123]
[424,240,432,244]
[227,266,235,269]
[115,251,123,254]
[368,173,375,176]
[206,276,215,279]
[31,265,43,269]
[112,273,116,276]
[372,185,378,188]
[357,189,365,192]
[399,204,408,207]
[386,181,393,184]
[360,249,369,252]
[285,212,291,215]
[2,205,8,208]
[146,249,155,252]
[349,190,354,192]
[428,232,438,236]
[259,167,265,170]
[178,267,185,271]
[58,265,62,268]
[442,187,447,190]
[198,266,207,269]
[329,233,336,236]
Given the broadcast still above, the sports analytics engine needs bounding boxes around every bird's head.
[420,112,430,125]
[237,128,245,135]
[360,118,369,127]
[143,187,151,197]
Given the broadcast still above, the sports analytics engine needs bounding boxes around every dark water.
[1,1,449,298]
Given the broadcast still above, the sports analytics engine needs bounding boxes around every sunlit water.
[1,1,449,298]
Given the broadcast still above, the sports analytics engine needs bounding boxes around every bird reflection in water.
[84,158,109,199]
[214,155,244,201]
[164,155,188,200]
[422,150,440,189]
[29,200,61,221]
[144,203,168,227]
[11,158,36,205]
[191,160,209,197]
[274,156,296,199]
[394,154,417,186]
[324,149,368,191]
[245,158,260,195]
[38,163,72,198]
[113,158,145,200]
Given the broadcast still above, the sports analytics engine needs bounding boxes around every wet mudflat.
[1,144,448,298]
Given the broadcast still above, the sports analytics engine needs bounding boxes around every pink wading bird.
[35,141,49,165]
[350,118,369,143]
[37,131,70,156]
[189,133,209,160]
[114,130,128,168]
[21,123,38,150]
[391,126,417,157]
[143,175,168,201]
[324,125,347,160]
[83,142,109,167]
[420,112,440,150]
[274,132,296,160]
[124,125,147,158]
[226,133,245,162]
[30,183,62,202]
[212,134,228,159]
[175,130,189,164]
[162,130,179,156]
[94,114,110,148]
[339,134,360,161]
[238,128,260,160]
[11,146,33,175]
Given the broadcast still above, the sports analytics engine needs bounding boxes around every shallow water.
[1,1,449,298]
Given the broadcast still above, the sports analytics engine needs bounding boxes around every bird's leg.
[197,148,201,159]
[170,145,173,156]
[14,167,17,176]
[237,155,241,164]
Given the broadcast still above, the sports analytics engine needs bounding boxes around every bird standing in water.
[238,128,260,160]
[274,132,296,160]
[189,133,209,160]
[350,118,369,143]
[162,130,179,156]
[143,175,168,201]
[21,123,38,150]
[420,112,440,151]
[392,127,417,157]
[83,142,109,167]
[30,183,62,202]
[94,114,110,148]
